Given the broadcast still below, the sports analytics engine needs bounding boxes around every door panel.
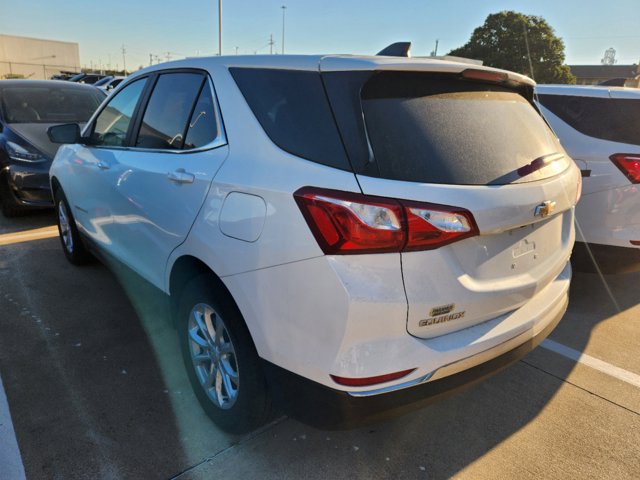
[100,73,228,287]
[68,77,150,246]
[106,147,228,287]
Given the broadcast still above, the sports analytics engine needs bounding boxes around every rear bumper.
[226,249,571,396]
[263,292,567,429]
[574,186,640,253]
[263,260,571,429]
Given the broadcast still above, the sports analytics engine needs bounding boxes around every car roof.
[0,79,100,92]
[535,84,640,98]
[130,54,535,87]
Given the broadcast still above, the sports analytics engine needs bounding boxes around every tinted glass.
[93,76,114,87]
[135,73,204,150]
[0,86,103,124]
[360,72,564,185]
[183,83,219,150]
[108,79,124,89]
[79,75,103,85]
[93,78,147,147]
[538,94,640,146]
[230,68,349,170]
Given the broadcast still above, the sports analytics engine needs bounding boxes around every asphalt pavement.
[0,210,638,479]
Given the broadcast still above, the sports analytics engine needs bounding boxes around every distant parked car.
[92,75,114,87]
[69,73,109,85]
[536,85,640,273]
[51,73,78,81]
[96,76,126,94]
[49,54,580,433]
[0,80,105,216]
[67,73,87,83]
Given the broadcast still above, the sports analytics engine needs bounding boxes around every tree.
[448,11,575,84]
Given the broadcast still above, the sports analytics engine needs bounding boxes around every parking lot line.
[0,226,58,246]
[541,339,640,388]
[0,375,26,480]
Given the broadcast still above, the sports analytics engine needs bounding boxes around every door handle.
[167,168,195,184]
[97,161,110,170]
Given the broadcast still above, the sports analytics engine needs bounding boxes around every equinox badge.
[534,200,556,218]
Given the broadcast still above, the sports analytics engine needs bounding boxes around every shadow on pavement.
[1,213,638,479]
[0,236,198,478]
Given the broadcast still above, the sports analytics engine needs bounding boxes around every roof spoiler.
[376,42,411,57]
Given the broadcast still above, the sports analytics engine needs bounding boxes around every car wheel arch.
[50,176,61,195]
[169,256,241,328]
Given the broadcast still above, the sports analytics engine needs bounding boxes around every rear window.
[230,68,350,170]
[360,73,564,185]
[1,86,103,124]
[538,94,640,146]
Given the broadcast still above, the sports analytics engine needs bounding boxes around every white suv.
[49,55,581,432]
[536,85,640,273]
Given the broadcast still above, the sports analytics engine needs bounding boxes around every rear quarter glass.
[537,94,640,146]
[229,68,351,171]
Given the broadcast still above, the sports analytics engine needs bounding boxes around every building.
[568,64,640,87]
[0,34,80,80]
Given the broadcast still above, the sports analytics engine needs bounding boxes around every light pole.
[281,5,286,55]
[218,0,223,56]
[121,44,127,75]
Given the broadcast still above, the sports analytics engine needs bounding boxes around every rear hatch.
[321,57,581,339]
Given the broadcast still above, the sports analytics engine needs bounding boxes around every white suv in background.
[49,54,581,433]
[536,85,640,273]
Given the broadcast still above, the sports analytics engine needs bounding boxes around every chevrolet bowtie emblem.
[534,200,556,218]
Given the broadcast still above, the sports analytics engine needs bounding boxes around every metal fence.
[0,61,80,80]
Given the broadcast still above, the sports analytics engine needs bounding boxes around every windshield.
[0,86,104,124]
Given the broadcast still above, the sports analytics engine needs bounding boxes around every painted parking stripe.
[0,226,58,246]
[541,339,640,388]
[0,375,26,480]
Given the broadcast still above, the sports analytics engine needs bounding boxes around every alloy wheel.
[188,303,239,409]
[57,200,73,253]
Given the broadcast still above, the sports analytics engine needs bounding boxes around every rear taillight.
[610,154,640,184]
[294,187,478,255]
[403,200,478,251]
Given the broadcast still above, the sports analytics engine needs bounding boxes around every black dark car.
[68,73,109,85]
[0,80,105,216]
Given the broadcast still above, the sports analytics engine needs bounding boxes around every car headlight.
[6,141,46,163]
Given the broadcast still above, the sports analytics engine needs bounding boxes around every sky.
[1,0,639,70]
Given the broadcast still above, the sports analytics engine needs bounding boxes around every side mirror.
[48,123,81,144]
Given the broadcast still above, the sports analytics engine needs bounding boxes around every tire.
[54,189,91,265]
[177,273,272,434]
[0,176,24,217]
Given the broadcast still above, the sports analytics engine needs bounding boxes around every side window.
[538,94,640,146]
[135,73,204,150]
[183,83,220,150]
[229,68,350,170]
[92,78,147,147]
